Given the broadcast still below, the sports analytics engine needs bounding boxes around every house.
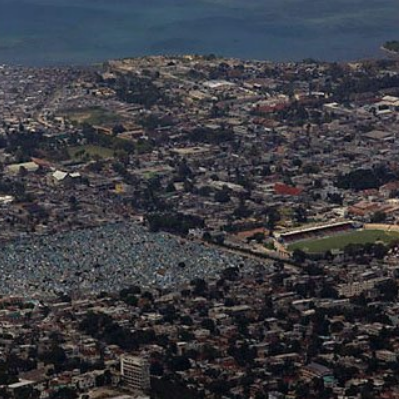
[301,362,333,380]
[52,170,70,184]
[274,183,303,196]
[5,162,39,175]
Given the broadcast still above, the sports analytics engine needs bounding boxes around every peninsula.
[382,40,399,54]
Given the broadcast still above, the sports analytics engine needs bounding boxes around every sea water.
[0,0,397,65]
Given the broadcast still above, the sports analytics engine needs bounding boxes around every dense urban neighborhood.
[1,55,399,398]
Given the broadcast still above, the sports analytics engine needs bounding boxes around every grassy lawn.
[143,171,159,180]
[288,229,399,253]
[61,107,120,126]
[68,145,114,160]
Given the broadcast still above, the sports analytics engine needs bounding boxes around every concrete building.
[120,355,150,392]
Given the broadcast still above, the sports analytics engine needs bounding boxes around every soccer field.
[288,229,399,253]
[68,145,115,160]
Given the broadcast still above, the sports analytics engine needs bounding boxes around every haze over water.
[0,0,397,66]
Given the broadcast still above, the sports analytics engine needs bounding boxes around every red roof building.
[274,183,303,196]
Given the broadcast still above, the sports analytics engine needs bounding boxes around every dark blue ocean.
[0,0,397,65]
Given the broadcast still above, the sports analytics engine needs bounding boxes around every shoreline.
[0,52,393,70]
[381,45,399,57]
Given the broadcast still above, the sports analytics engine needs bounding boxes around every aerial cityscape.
[1,2,399,399]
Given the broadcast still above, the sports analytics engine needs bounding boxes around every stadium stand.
[278,222,357,245]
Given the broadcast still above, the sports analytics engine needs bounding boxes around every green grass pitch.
[288,229,399,253]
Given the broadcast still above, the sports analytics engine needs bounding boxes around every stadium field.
[287,229,399,253]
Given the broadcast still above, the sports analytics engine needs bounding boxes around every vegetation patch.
[68,145,115,160]
[383,40,399,53]
[61,106,121,126]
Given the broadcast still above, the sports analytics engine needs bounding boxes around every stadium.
[275,222,399,254]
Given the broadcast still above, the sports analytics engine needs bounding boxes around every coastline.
[381,45,399,57]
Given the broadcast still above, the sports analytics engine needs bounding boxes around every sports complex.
[275,222,399,254]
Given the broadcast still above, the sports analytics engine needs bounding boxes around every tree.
[372,243,388,259]
[295,381,310,399]
[370,210,386,223]
[345,385,359,397]
[327,193,343,205]
[292,249,307,264]
[265,207,281,231]
[227,342,256,367]
[234,200,252,219]
[247,231,265,244]
[191,278,207,296]
[114,75,166,108]
[0,387,10,399]
[0,362,18,385]
[147,212,204,235]
[168,355,191,372]
[180,315,193,326]
[177,159,193,180]
[336,166,396,191]
[68,195,78,212]
[14,387,40,399]
[222,267,240,281]
[112,124,126,135]
[166,182,176,192]
[150,361,164,376]
[214,187,230,203]
[39,345,66,370]
[294,206,307,223]
[51,388,78,399]
[360,381,375,399]
[207,380,230,397]
[201,318,216,333]
[320,283,338,299]
[377,279,398,301]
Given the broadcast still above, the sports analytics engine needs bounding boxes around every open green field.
[60,107,120,126]
[68,145,114,160]
[288,229,399,253]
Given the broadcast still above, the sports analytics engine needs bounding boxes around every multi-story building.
[120,355,151,392]
[337,277,389,298]
[376,350,397,363]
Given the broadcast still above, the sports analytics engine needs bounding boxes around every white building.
[120,355,150,392]
[337,277,389,298]
[376,350,397,363]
